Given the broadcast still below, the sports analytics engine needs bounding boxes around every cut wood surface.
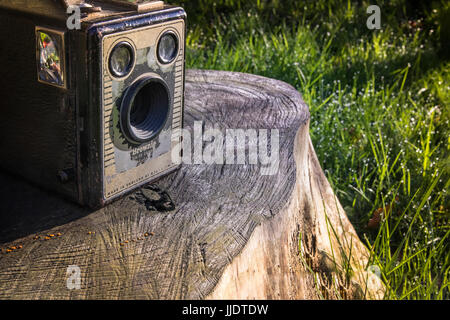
[0,69,384,299]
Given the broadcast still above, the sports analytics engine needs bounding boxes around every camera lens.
[157,32,179,64]
[109,41,134,78]
[120,76,170,144]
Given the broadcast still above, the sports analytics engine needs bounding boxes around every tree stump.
[0,70,384,299]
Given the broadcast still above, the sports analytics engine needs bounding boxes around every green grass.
[169,0,450,299]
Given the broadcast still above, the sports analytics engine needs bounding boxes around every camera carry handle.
[62,0,165,12]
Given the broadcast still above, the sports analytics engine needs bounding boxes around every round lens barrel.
[120,76,171,144]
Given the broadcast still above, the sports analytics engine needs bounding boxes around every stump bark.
[0,70,384,299]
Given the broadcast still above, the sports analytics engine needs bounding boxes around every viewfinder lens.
[109,42,134,78]
[157,32,178,64]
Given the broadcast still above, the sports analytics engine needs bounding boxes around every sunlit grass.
[170,0,450,299]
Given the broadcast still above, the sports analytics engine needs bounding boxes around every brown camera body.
[0,1,186,207]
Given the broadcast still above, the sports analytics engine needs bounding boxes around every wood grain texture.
[0,69,383,299]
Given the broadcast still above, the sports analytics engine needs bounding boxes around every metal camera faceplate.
[101,19,184,201]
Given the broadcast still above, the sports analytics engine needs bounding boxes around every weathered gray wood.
[0,69,383,299]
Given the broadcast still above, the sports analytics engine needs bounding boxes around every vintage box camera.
[0,0,186,207]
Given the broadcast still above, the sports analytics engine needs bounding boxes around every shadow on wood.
[0,69,384,299]
[0,171,93,244]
